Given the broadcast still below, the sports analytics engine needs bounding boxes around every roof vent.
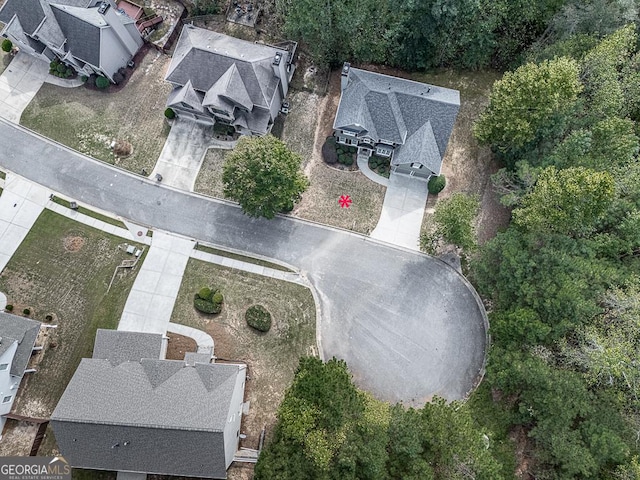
[273,52,282,66]
[98,2,110,14]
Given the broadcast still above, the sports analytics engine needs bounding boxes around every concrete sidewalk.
[0,174,49,271]
[151,119,212,191]
[167,322,214,355]
[118,232,194,334]
[371,173,429,250]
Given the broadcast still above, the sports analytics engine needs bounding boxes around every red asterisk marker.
[339,195,352,208]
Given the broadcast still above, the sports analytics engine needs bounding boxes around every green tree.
[421,192,480,253]
[474,57,582,160]
[222,135,308,219]
[513,166,615,236]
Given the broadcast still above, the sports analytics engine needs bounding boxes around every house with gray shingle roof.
[334,63,460,179]
[51,329,247,479]
[0,313,41,434]
[164,25,295,136]
[0,0,143,83]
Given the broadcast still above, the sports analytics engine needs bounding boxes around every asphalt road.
[0,118,487,405]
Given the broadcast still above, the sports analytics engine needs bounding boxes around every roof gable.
[51,3,103,65]
[0,313,40,377]
[167,80,205,113]
[0,0,46,36]
[203,63,253,112]
[92,329,164,365]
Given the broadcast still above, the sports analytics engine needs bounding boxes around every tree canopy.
[222,135,309,219]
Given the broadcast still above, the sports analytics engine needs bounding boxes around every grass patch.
[21,49,172,174]
[193,148,227,198]
[0,210,145,419]
[51,196,127,229]
[195,244,294,272]
[171,259,316,446]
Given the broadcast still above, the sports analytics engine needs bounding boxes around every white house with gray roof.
[0,0,143,82]
[165,25,295,136]
[0,313,40,436]
[51,329,247,479]
[334,63,460,179]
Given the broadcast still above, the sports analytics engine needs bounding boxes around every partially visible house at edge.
[334,63,460,180]
[0,0,143,82]
[164,24,296,136]
[51,329,247,479]
[0,313,41,435]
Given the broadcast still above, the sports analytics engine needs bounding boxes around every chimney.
[341,62,350,90]
[272,51,289,97]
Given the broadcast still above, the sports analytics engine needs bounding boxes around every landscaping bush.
[5,304,13,312]
[56,63,66,74]
[95,76,110,89]
[113,72,125,85]
[23,308,30,316]
[343,156,354,166]
[80,75,88,83]
[86,74,97,87]
[194,297,218,314]
[212,292,223,304]
[113,139,133,157]
[198,286,212,300]
[65,68,73,77]
[164,107,176,119]
[50,60,58,69]
[1,39,12,53]
[428,174,446,194]
[246,305,272,332]
[322,137,338,164]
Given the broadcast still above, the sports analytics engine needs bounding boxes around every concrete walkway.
[151,118,211,191]
[118,232,194,334]
[0,174,49,271]
[371,172,429,251]
[167,322,214,355]
[357,153,389,187]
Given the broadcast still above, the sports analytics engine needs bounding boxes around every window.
[2,396,11,404]
[0,364,8,371]
[342,130,356,137]
[411,163,423,169]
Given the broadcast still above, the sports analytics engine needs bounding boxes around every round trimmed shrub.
[1,39,12,53]
[65,68,73,77]
[428,174,446,194]
[95,76,109,89]
[322,137,338,164]
[5,304,13,312]
[113,71,125,85]
[164,107,176,119]
[198,287,212,301]
[56,63,66,74]
[343,156,354,166]
[212,292,223,305]
[246,305,271,332]
[23,308,30,316]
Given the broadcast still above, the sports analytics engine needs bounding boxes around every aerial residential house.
[164,25,296,136]
[51,329,247,479]
[0,0,143,82]
[334,63,460,180]
[0,313,41,435]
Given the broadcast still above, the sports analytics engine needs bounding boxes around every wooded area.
[256,0,640,478]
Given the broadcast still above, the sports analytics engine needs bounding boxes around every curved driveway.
[0,118,487,405]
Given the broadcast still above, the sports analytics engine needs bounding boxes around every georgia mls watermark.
[0,457,71,480]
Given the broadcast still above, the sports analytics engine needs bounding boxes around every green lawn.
[171,259,316,446]
[0,210,145,423]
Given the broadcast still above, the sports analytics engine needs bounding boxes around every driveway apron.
[118,231,194,334]
[371,172,429,250]
[0,52,47,123]
[151,119,210,191]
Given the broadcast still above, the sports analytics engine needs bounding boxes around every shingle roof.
[0,0,46,36]
[50,3,103,65]
[334,67,460,173]
[165,25,285,110]
[167,81,205,113]
[52,358,243,432]
[203,63,254,112]
[0,313,40,377]
[92,329,164,366]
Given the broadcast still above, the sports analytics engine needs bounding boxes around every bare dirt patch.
[63,235,85,252]
[165,332,197,360]
[0,210,145,422]
[21,48,172,175]
[171,259,316,453]
[0,420,38,457]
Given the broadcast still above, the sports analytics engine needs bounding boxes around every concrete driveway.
[150,118,212,191]
[371,173,430,250]
[0,118,488,405]
[0,52,48,123]
[118,231,194,335]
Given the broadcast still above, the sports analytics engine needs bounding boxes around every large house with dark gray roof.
[165,25,295,135]
[0,313,40,435]
[334,63,460,179]
[51,329,247,479]
[0,0,143,83]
